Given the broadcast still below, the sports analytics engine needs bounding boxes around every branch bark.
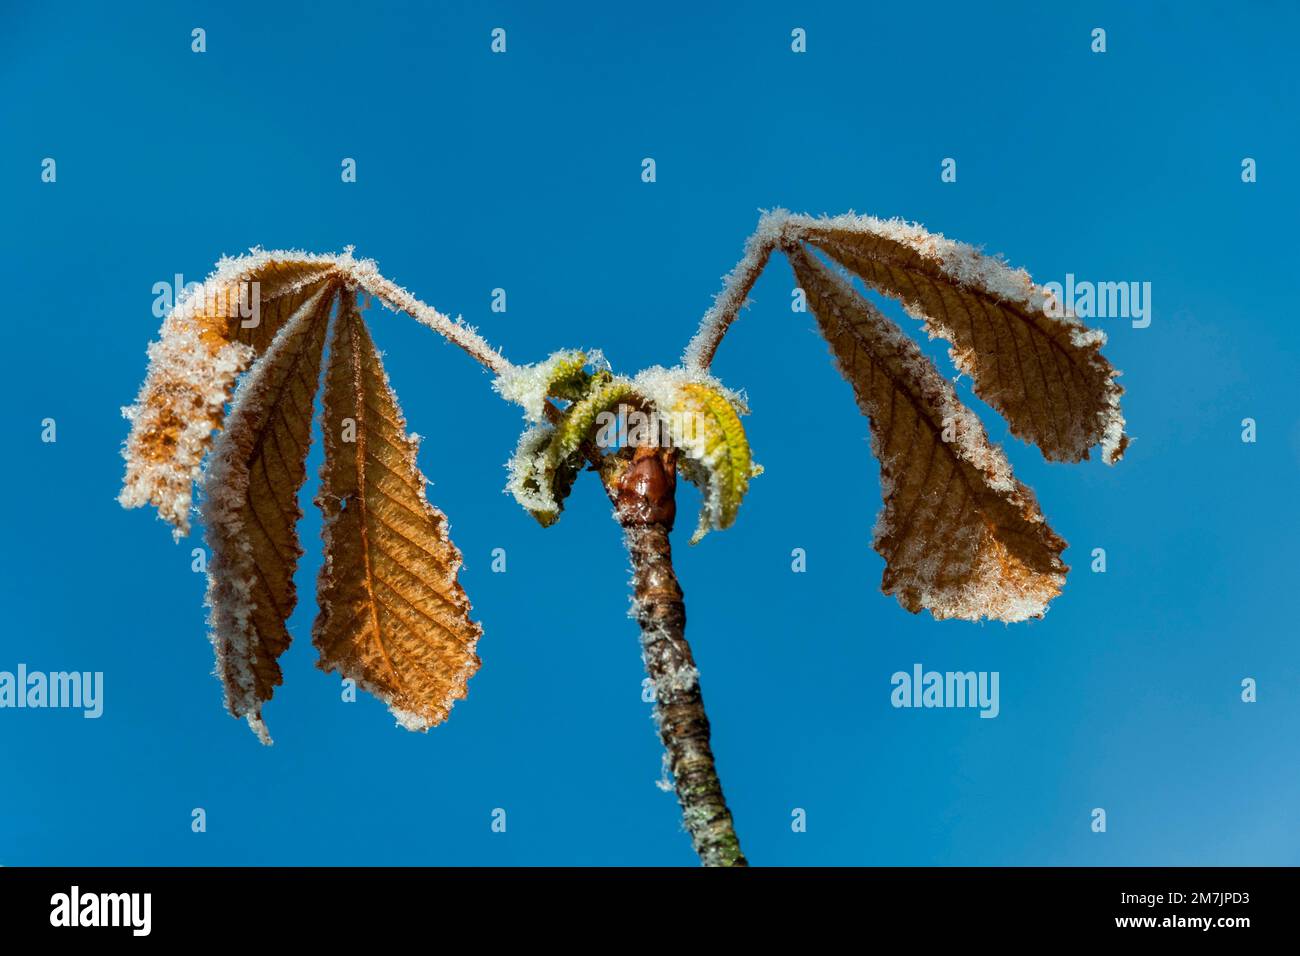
[602,446,747,867]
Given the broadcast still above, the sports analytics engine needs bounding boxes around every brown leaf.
[222,260,339,353]
[314,295,482,730]
[200,284,336,743]
[787,244,1068,622]
[120,253,340,537]
[802,214,1128,465]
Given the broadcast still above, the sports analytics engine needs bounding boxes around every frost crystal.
[122,247,520,542]
[685,209,1128,467]
[493,349,600,422]
[682,208,796,370]
[118,331,254,539]
[344,254,510,376]
[631,364,749,420]
[504,423,560,514]
[200,287,330,744]
[632,366,757,543]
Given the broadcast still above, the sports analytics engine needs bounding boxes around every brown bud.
[614,446,676,528]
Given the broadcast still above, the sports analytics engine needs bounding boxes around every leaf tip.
[246,713,273,746]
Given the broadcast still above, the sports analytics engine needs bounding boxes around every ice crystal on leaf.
[500,353,761,544]
[685,210,1130,621]
[121,252,485,741]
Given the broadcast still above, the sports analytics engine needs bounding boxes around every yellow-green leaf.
[671,381,758,543]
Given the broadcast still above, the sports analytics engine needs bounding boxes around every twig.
[602,446,748,867]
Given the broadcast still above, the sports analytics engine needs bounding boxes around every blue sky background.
[2,1,1297,866]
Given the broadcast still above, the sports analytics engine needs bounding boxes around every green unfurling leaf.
[665,380,760,543]
[505,375,639,527]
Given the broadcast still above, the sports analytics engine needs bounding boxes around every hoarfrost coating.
[683,210,1127,467]
[121,248,511,540]
[200,287,330,743]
